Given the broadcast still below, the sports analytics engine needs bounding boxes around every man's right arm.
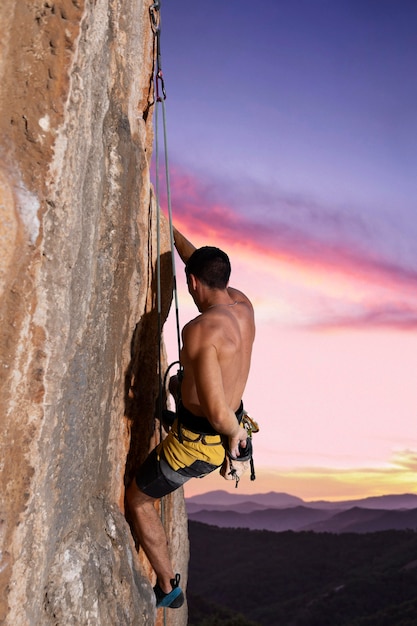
[173,227,196,264]
[182,320,248,458]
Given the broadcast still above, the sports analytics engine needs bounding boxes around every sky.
[153,0,417,501]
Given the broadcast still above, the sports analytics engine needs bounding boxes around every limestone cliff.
[0,1,188,624]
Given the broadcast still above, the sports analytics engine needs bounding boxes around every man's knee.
[126,479,157,510]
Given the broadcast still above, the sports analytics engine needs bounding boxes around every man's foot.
[154,573,184,608]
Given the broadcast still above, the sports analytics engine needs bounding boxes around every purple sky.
[161,0,416,215]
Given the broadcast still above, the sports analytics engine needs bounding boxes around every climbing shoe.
[154,573,184,609]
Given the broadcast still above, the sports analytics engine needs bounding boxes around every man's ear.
[189,273,198,291]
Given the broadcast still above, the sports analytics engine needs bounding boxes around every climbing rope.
[149,7,182,620]
[150,0,182,429]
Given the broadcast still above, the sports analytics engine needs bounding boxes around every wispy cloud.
[254,449,417,500]
[168,166,415,280]
[184,449,417,500]
[159,165,417,329]
[309,304,417,331]
[391,449,417,473]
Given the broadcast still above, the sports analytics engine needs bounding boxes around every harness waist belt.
[177,401,244,435]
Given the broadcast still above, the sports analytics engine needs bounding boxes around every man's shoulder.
[182,312,223,347]
[182,315,206,338]
[183,313,216,334]
[182,316,220,362]
[227,286,253,309]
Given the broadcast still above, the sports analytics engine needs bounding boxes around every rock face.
[0,1,188,625]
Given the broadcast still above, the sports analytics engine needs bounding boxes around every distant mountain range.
[186,490,417,533]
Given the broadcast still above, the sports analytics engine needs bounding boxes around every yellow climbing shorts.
[162,420,225,470]
[135,420,225,498]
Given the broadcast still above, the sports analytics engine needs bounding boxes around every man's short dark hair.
[185,246,231,290]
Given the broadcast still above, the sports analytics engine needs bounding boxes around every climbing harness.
[220,411,260,488]
[242,410,259,483]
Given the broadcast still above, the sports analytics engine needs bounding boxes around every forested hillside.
[188,521,417,626]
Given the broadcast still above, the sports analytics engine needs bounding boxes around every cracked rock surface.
[0,2,188,624]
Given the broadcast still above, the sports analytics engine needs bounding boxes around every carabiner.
[156,69,166,101]
[149,1,160,35]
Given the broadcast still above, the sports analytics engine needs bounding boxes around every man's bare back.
[181,286,255,419]
[177,249,255,459]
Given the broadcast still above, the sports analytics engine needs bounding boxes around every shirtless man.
[126,227,255,609]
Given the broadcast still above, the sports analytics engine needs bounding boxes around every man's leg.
[126,480,174,593]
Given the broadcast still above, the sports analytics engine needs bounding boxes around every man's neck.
[206,300,238,311]
[200,289,236,312]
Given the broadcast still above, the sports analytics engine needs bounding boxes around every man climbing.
[126,226,255,609]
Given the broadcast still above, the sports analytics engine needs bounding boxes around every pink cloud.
[157,165,417,330]
[392,450,417,473]
[309,304,417,331]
